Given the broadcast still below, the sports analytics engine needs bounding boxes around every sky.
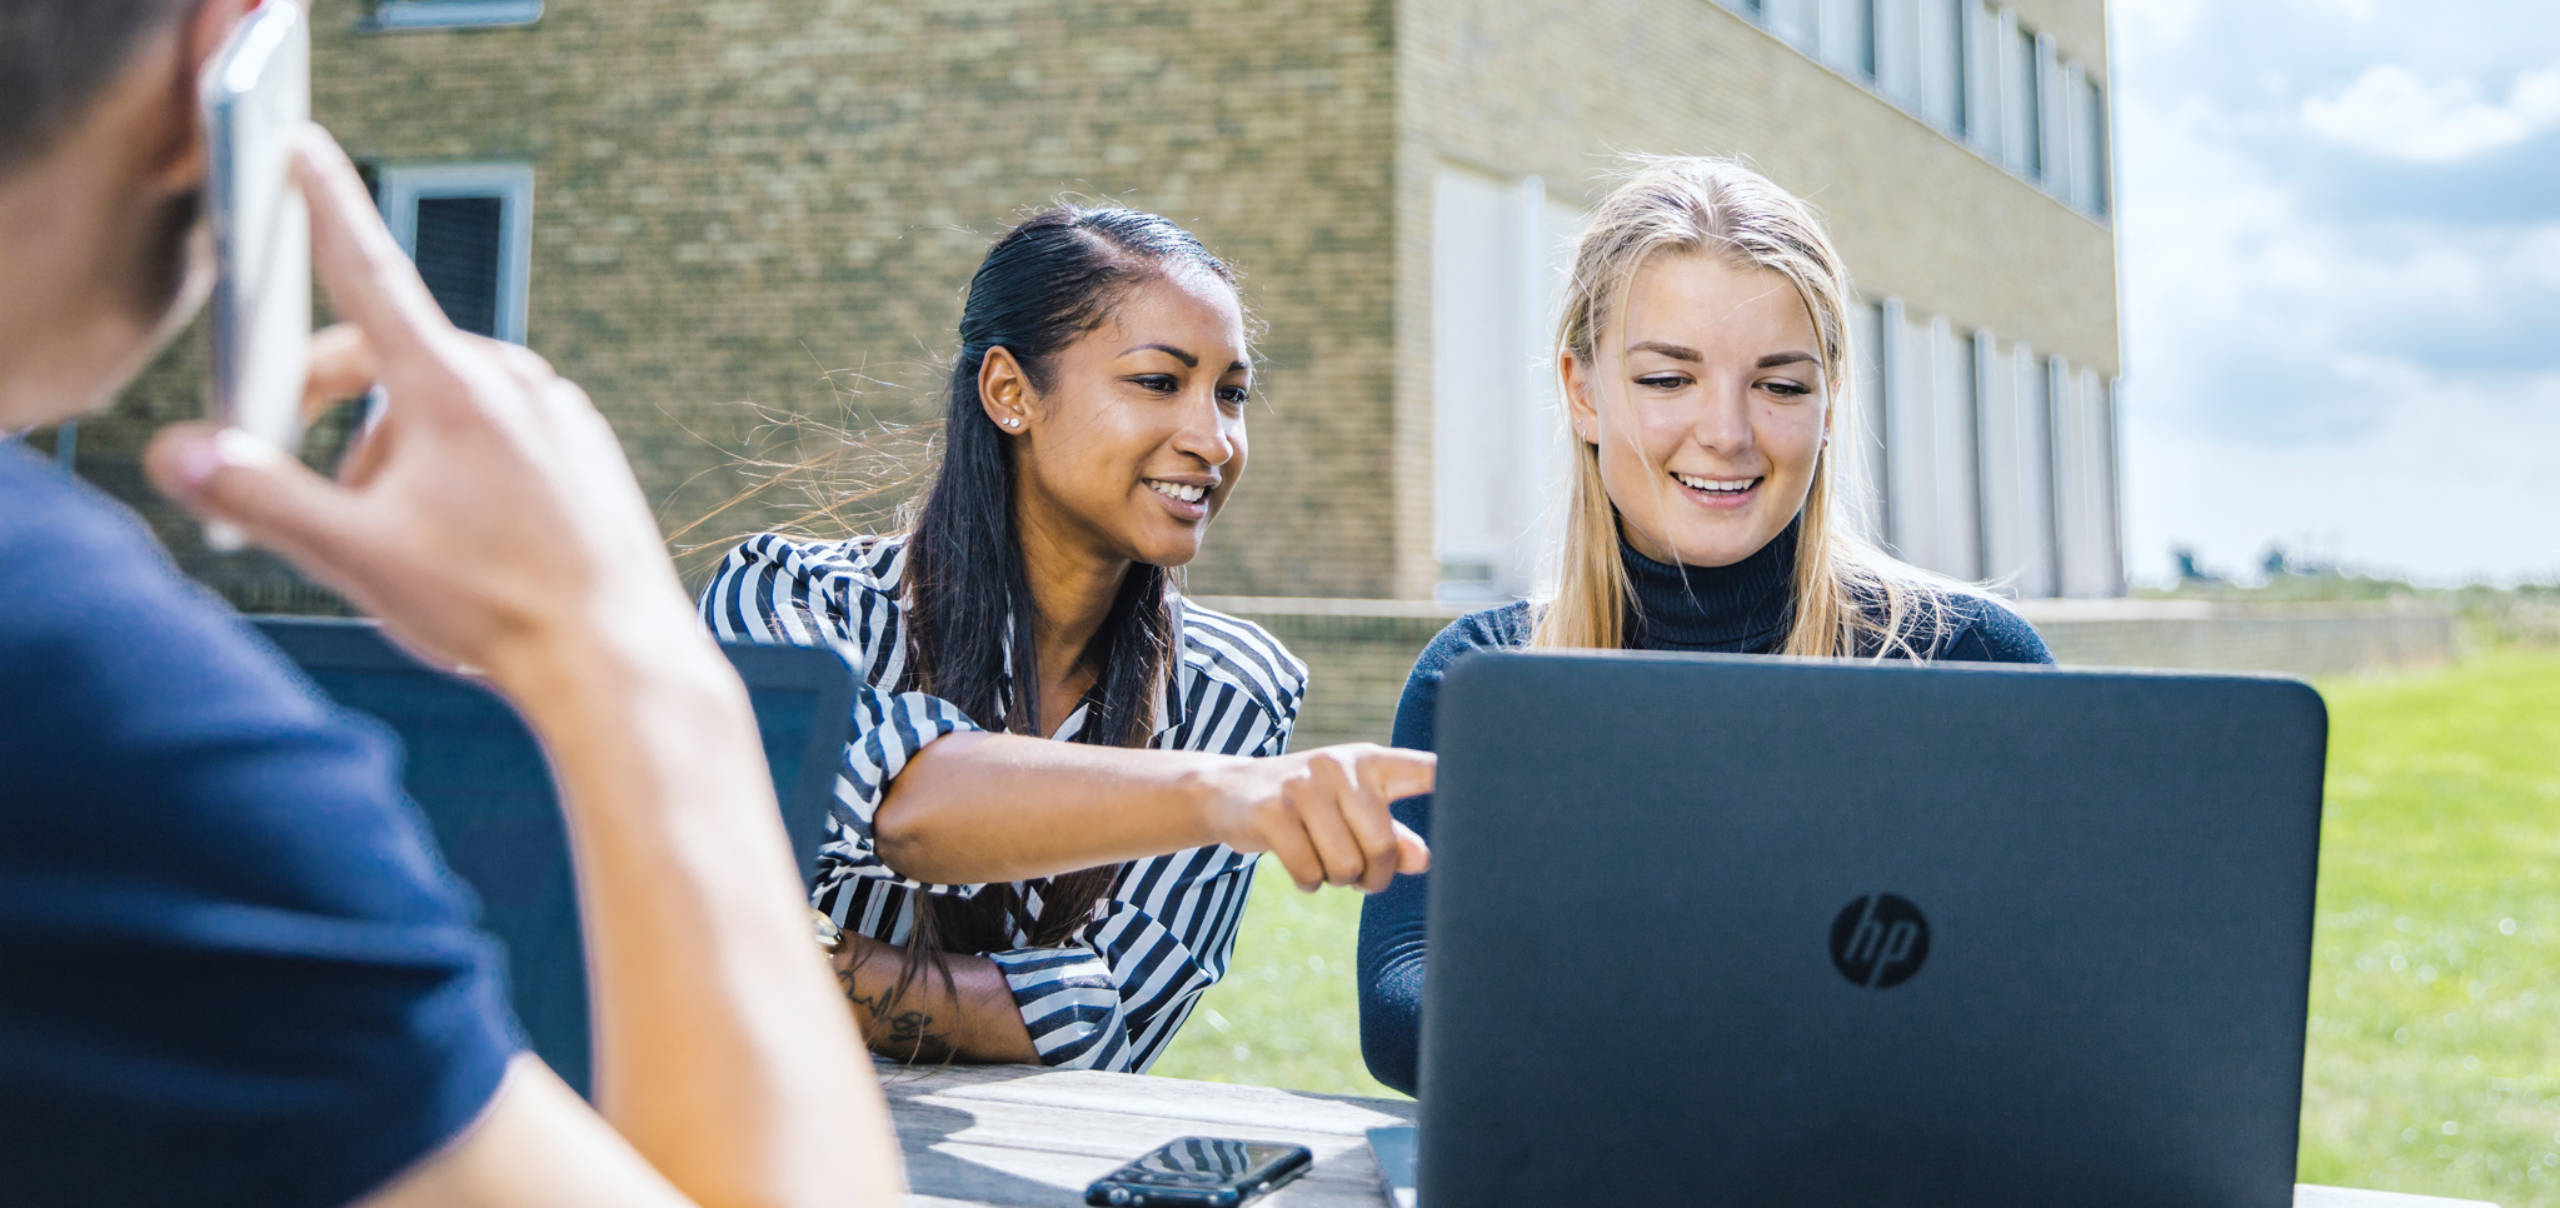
[2110,0,2560,585]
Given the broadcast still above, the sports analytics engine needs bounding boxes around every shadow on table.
[895,1095,1088,1207]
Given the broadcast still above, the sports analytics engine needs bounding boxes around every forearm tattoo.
[836,959,958,1064]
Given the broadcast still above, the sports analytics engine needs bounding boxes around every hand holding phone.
[199,0,310,551]
[1084,1137,1313,1207]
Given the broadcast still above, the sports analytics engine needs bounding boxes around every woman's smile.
[1671,470,1764,511]
[1144,476,1213,521]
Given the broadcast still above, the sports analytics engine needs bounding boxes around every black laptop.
[254,616,853,1099]
[1417,651,2327,1207]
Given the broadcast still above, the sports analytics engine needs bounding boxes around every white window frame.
[1818,0,1876,78]
[2000,9,2035,176]
[378,163,535,345]
[1930,315,1984,580]
[1917,0,1964,135]
[1962,0,2002,157]
[2064,61,2095,210]
[1429,164,1584,601]
[2012,344,2058,598]
[363,1,542,32]
[1879,297,1936,567]
[2035,32,2067,192]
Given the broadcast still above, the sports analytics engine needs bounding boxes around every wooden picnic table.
[880,1061,2499,1208]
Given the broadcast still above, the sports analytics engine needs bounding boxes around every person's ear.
[1560,349,1599,445]
[978,346,1032,433]
[147,0,259,195]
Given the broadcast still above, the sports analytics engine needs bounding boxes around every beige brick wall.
[71,0,2113,616]
[1392,0,2120,594]
[87,0,1403,603]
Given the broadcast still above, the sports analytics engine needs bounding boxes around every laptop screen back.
[254,617,852,1098]
[1419,651,2326,1208]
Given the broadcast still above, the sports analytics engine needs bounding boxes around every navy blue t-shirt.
[0,440,519,1206]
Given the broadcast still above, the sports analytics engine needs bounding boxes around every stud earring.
[1003,417,1020,428]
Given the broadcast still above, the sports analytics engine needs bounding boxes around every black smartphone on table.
[1083,1137,1313,1207]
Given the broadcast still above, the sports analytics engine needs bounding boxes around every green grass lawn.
[1151,860,1399,1098]
[1153,650,2560,1203]
[2301,650,2560,1204]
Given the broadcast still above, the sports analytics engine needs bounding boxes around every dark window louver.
[413,195,505,337]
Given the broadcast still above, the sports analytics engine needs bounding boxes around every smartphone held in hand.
[199,0,311,551]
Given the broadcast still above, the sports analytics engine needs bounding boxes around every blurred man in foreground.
[0,1,904,1204]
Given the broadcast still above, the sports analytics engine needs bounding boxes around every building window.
[1431,164,1587,601]
[1765,0,1820,53]
[1878,298,1932,566]
[1963,1,2003,156]
[2005,20,2042,178]
[1846,301,1890,544]
[1868,316,2114,599]
[2035,32,2067,190]
[2051,364,2125,597]
[2073,69,2110,216]
[1930,316,1984,580]
[378,164,534,343]
[1918,0,1966,136]
[360,1,543,32]
[1874,0,1919,107]
[1820,0,1877,78]
[1726,0,2108,224]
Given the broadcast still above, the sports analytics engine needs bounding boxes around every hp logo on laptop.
[1830,893,1930,989]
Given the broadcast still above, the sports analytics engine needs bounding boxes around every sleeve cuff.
[988,945,1132,1070]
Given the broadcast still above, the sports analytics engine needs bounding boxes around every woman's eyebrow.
[1627,340,1703,361]
[1120,342,1199,367]
[1757,351,1819,369]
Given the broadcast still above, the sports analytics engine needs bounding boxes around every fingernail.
[215,427,286,467]
[171,428,285,493]
[167,432,224,492]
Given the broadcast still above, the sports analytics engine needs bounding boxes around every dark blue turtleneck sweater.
[1352,519,2053,1094]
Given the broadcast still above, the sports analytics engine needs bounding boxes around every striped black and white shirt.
[699,533,1307,1072]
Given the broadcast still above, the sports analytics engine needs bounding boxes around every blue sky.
[2111,0,2560,584]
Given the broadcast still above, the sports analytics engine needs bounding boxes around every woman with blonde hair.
[1355,157,2052,1093]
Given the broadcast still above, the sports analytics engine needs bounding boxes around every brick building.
[50,0,2122,630]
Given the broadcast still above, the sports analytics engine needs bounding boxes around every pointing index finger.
[294,125,452,368]
[1363,749,1437,802]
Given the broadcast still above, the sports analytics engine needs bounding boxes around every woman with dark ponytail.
[701,207,1433,1071]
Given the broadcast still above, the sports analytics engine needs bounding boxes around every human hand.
[146,125,707,697]
[1201,744,1434,893]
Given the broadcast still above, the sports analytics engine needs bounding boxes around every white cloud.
[2112,3,2560,583]
[2112,0,2208,48]
[2516,68,2560,122]
[2303,0,2382,23]
[2302,65,2560,162]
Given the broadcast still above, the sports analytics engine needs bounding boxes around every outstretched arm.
[151,128,900,1208]
[878,734,1434,893]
